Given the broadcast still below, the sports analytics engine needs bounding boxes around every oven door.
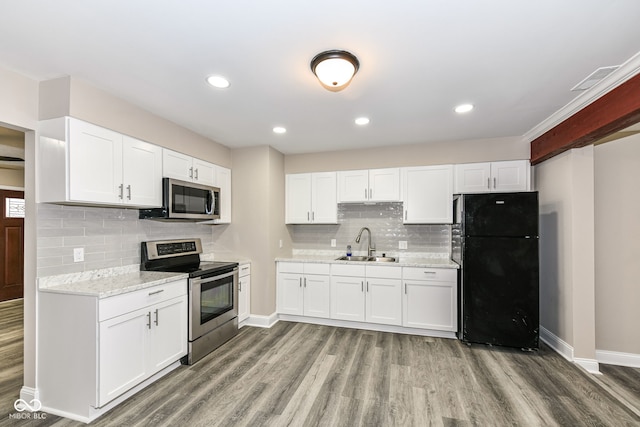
[189,268,238,341]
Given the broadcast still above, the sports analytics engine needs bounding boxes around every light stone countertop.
[275,254,459,269]
[38,266,189,299]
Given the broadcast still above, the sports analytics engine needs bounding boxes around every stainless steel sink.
[335,255,398,263]
[335,255,371,262]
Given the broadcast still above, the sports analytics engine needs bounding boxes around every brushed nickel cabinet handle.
[189,167,193,178]
[404,283,407,294]
[195,168,199,180]
[364,188,367,199]
[146,312,151,329]
[148,289,164,296]
[304,277,307,287]
[126,185,131,200]
[487,177,490,189]
[369,188,372,199]
[154,309,159,326]
[361,281,364,292]
[118,184,124,199]
[299,277,302,287]
[493,177,497,189]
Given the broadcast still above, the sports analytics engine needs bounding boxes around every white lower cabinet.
[238,263,251,323]
[38,279,187,422]
[402,267,457,331]
[277,262,330,318]
[330,264,402,326]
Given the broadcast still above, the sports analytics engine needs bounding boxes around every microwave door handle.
[206,190,213,214]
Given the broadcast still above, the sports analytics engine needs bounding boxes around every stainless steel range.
[140,238,239,364]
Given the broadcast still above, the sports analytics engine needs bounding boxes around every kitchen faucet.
[355,227,376,257]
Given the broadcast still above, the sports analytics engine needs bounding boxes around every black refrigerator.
[452,192,539,349]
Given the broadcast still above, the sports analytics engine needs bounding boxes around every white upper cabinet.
[213,165,231,223]
[285,172,337,224]
[337,168,400,203]
[454,160,530,193]
[38,117,162,208]
[162,148,216,186]
[401,165,453,224]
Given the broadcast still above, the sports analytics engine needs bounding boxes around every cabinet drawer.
[331,263,365,277]
[402,267,457,282]
[278,262,304,274]
[239,263,251,277]
[304,263,330,275]
[99,279,188,321]
[365,265,402,279]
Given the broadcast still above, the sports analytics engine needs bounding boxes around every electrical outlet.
[73,248,84,262]
[399,241,408,250]
[331,239,336,247]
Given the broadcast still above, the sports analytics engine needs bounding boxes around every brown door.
[0,190,24,302]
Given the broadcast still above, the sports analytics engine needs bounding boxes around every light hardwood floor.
[1,298,639,426]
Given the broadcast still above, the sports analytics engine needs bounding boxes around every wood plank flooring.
[1,298,639,426]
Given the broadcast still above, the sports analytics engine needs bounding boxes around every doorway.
[0,189,24,302]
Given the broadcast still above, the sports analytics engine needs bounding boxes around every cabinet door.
[193,158,216,186]
[122,136,162,207]
[99,308,148,406]
[303,274,331,318]
[238,273,251,323]
[148,296,188,372]
[285,173,312,224]
[68,119,123,204]
[330,276,365,321]
[215,166,232,223]
[369,168,400,201]
[278,273,304,315]
[492,160,530,192]
[403,280,456,331]
[337,170,368,202]
[311,172,337,223]
[162,149,193,181]
[402,165,453,224]
[366,278,402,326]
[454,163,491,193]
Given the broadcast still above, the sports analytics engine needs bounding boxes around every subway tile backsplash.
[36,203,214,278]
[289,202,451,257]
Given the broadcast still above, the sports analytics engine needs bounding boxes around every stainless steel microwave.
[139,178,220,221]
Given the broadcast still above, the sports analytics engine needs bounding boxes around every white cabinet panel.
[99,308,148,406]
[162,148,217,186]
[193,158,216,186]
[330,275,365,321]
[122,136,162,207]
[238,263,251,323]
[402,268,457,331]
[337,168,400,203]
[278,263,330,318]
[214,166,232,223]
[366,278,402,326]
[148,296,188,371]
[402,165,453,224]
[454,160,530,193]
[285,172,337,224]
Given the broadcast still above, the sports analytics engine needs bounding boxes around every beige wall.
[0,64,39,396]
[40,76,232,167]
[594,134,640,355]
[535,146,597,362]
[229,146,289,316]
[0,168,24,188]
[285,136,528,173]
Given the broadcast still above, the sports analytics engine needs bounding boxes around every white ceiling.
[1,1,640,155]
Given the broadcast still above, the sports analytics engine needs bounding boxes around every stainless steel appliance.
[452,192,539,349]
[140,238,238,364]
[139,178,220,221]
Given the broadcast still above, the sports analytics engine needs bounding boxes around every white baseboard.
[596,349,640,368]
[243,313,279,328]
[540,326,600,374]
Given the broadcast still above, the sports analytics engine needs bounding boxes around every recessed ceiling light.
[355,117,370,126]
[273,126,287,134]
[454,104,474,113]
[206,75,230,89]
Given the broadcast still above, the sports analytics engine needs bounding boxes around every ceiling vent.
[571,66,619,91]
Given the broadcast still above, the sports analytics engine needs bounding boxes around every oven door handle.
[190,269,237,286]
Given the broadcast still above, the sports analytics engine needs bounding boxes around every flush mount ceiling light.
[206,75,230,89]
[355,117,370,126]
[310,50,360,92]
[454,103,474,113]
[273,126,287,134]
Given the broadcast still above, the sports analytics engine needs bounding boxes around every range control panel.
[143,238,203,260]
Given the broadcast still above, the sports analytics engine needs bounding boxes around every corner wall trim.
[575,358,601,375]
[19,386,40,406]
[596,349,640,368]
